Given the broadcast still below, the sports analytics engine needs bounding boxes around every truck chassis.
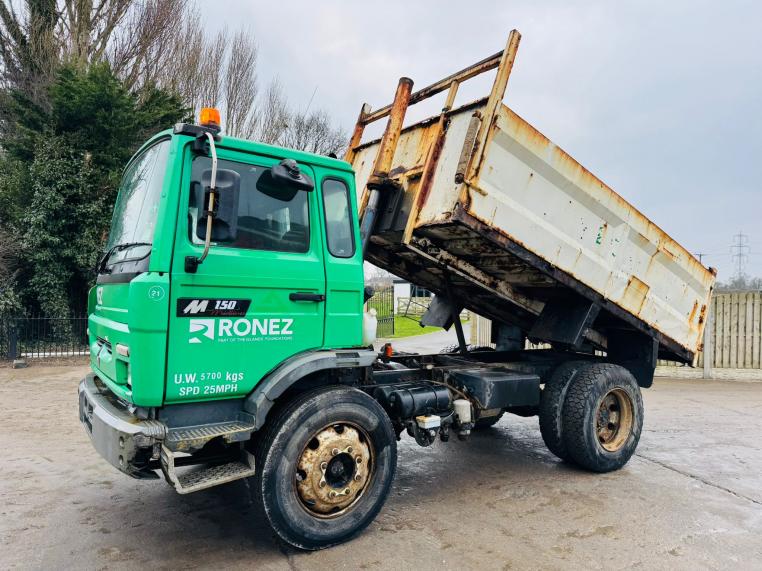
[80,345,643,549]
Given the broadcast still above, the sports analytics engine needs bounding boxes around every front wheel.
[561,363,643,472]
[253,386,397,550]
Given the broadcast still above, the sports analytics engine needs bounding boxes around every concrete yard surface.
[1,364,761,570]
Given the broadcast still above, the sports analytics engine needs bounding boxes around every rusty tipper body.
[349,30,714,367]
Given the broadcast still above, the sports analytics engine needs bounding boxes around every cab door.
[317,172,364,348]
[166,146,325,403]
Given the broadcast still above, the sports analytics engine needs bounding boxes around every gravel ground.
[1,363,761,570]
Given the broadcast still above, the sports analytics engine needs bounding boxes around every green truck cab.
[88,126,365,408]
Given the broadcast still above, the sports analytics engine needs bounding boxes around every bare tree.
[223,28,257,138]
[154,14,225,114]
[716,275,762,292]
[0,0,60,104]
[165,28,346,156]
[59,0,132,69]
[1,0,189,93]
[157,9,204,109]
[280,108,346,156]
[252,78,289,144]
[195,28,226,109]
[107,0,188,90]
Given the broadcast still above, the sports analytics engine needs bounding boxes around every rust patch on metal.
[352,97,489,154]
[464,30,521,184]
[698,303,707,325]
[454,114,482,184]
[359,48,506,126]
[622,276,650,315]
[688,300,700,325]
[358,77,414,217]
[370,77,414,181]
[344,103,371,164]
[295,423,373,518]
[410,125,447,223]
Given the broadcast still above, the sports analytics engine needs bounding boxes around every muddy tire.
[252,386,397,550]
[539,361,587,461]
[561,363,643,473]
[474,412,504,430]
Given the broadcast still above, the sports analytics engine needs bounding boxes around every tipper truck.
[79,30,716,550]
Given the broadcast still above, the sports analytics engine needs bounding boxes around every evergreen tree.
[0,63,188,315]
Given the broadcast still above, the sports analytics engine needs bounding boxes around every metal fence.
[1,315,89,360]
[397,296,433,317]
[365,286,395,338]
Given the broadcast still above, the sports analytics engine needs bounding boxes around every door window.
[189,156,310,253]
[322,178,355,258]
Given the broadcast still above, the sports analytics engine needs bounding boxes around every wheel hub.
[596,388,634,452]
[295,423,373,517]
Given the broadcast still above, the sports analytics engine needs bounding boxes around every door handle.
[289,292,325,302]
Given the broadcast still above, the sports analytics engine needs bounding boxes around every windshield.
[105,139,170,265]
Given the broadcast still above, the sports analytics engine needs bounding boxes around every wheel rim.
[294,422,374,518]
[595,388,634,452]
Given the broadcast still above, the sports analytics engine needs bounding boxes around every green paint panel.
[91,128,366,407]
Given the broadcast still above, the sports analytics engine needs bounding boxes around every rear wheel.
[539,361,587,461]
[561,363,643,472]
[253,386,397,550]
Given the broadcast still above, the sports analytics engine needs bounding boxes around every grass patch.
[388,316,469,339]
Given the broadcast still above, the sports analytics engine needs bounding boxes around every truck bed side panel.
[352,101,714,362]
[457,106,714,357]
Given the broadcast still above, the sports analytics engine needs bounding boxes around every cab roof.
[137,126,354,174]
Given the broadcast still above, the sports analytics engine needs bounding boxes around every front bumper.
[78,373,166,478]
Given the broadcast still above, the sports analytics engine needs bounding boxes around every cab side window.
[322,178,355,258]
[189,156,309,253]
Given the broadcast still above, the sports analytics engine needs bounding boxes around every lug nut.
[320,462,327,470]
[331,448,339,456]
[347,446,353,453]
[354,473,362,481]
[329,491,337,498]
[319,479,326,488]
[356,457,362,464]
[343,488,350,495]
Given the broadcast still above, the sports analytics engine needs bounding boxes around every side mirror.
[272,159,314,192]
[194,168,240,242]
[256,159,314,202]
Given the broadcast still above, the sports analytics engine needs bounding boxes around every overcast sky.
[200,0,762,281]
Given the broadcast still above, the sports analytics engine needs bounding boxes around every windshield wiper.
[97,242,152,274]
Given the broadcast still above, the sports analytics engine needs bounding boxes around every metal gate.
[1,315,89,360]
[365,286,394,337]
